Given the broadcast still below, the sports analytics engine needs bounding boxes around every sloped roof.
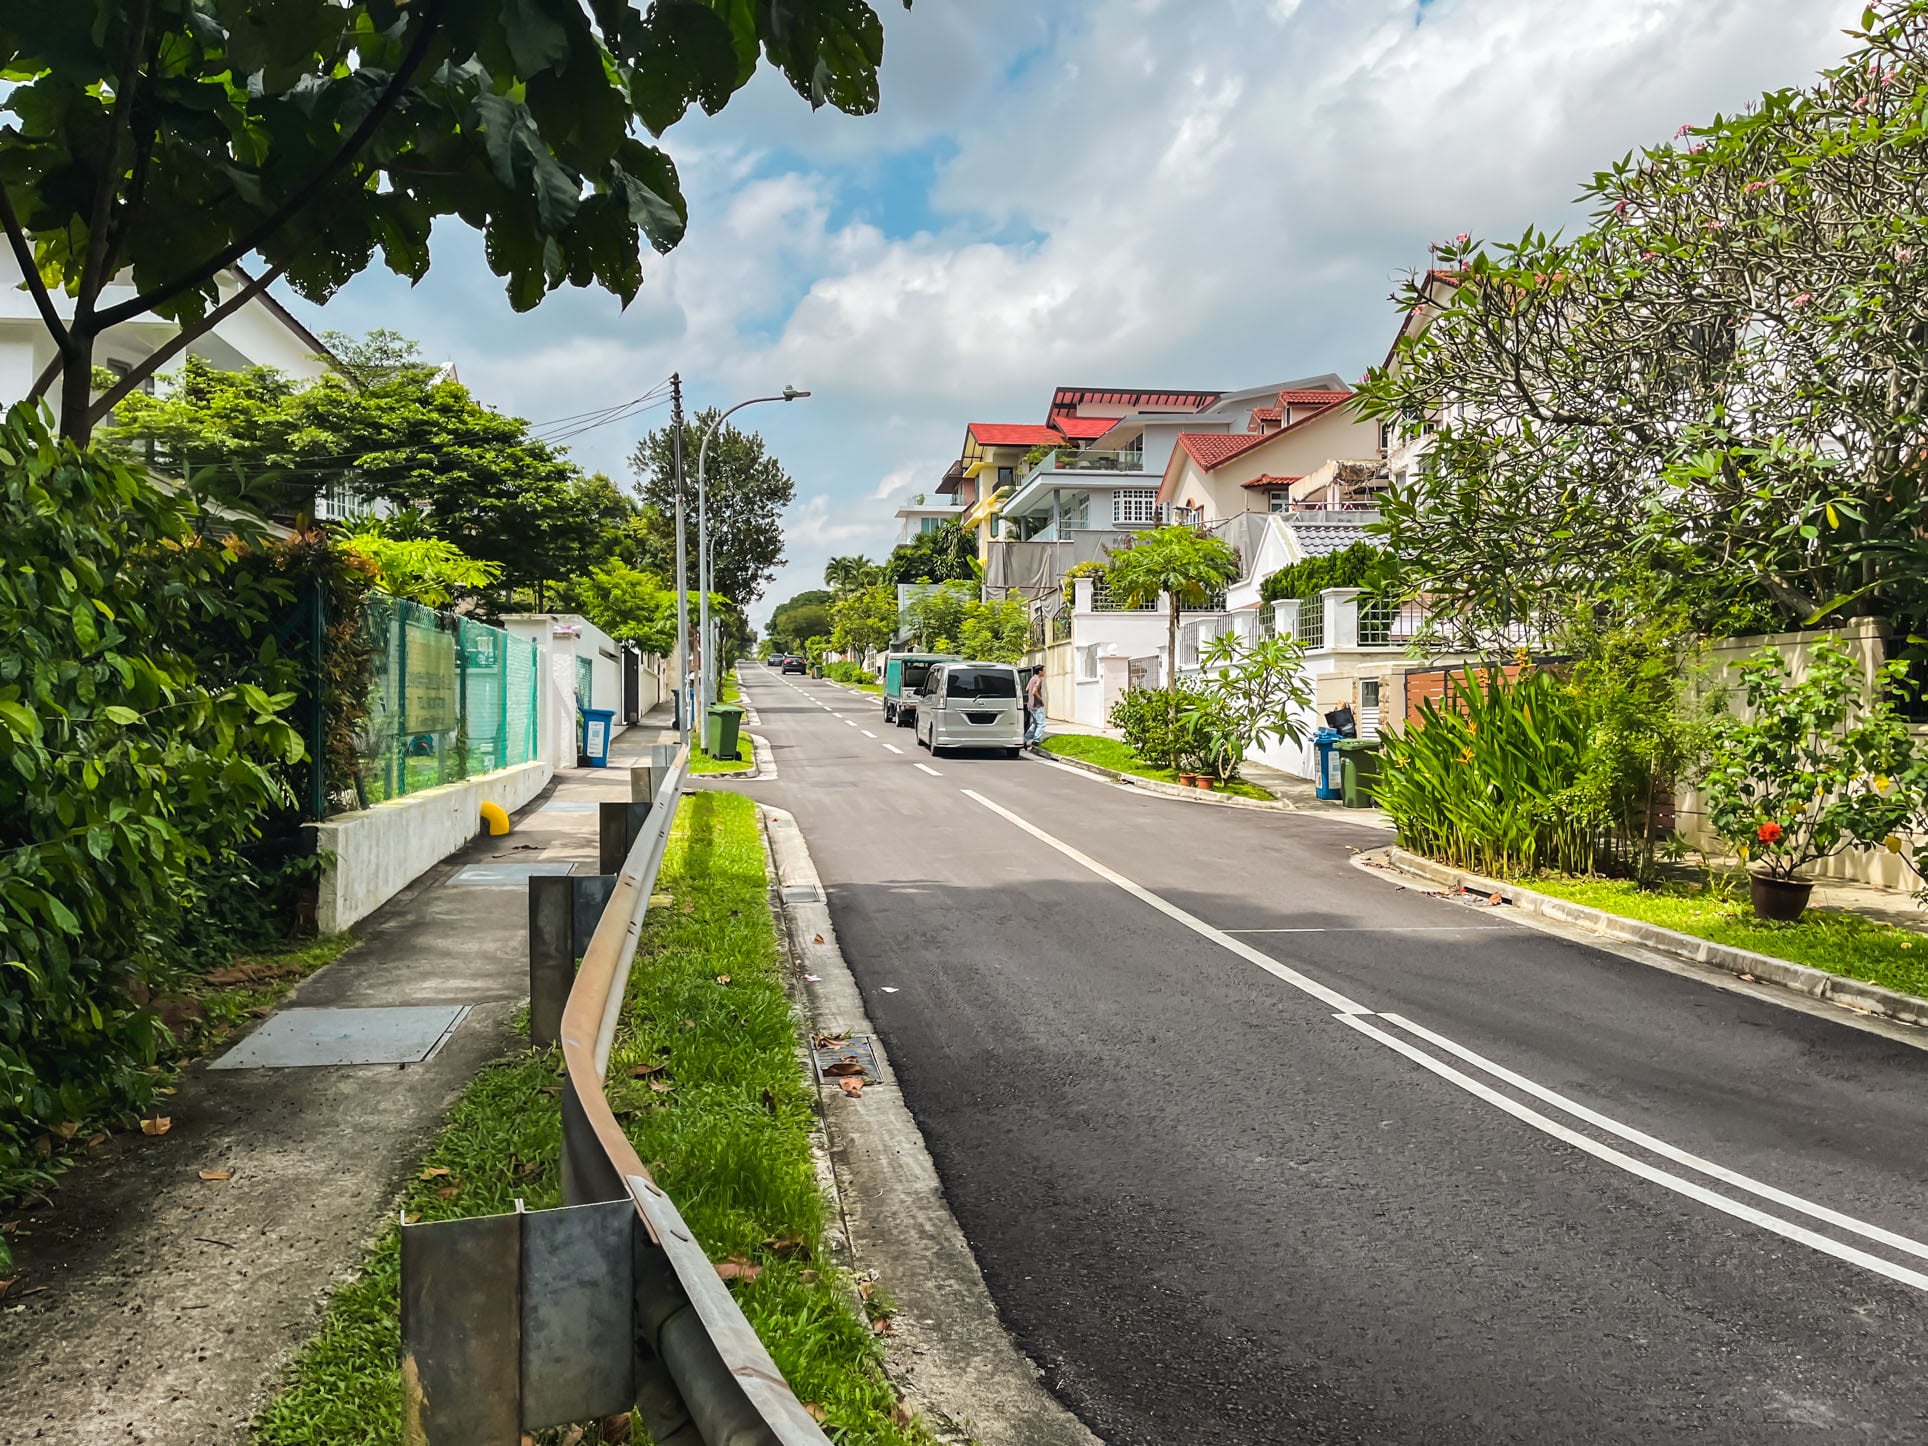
[967,422,1064,448]
[1051,415,1116,440]
[1047,386,1221,422]
[1241,473,1305,489]
[1277,388,1353,406]
[1176,432,1266,468]
[1289,522,1373,557]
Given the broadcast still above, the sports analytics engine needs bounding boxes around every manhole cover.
[211,1006,471,1069]
[453,862,579,886]
[812,1034,878,1082]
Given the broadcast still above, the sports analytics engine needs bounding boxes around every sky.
[286,0,1860,630]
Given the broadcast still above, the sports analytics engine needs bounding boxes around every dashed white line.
[861,729,877,738]
[915,763,942,777]
[883,744,903,754]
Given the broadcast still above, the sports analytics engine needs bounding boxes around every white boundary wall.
[309,760,551,934]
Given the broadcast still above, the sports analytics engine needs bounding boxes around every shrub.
[1258,541,1386,606]
[1110,687,1188,768]
[0,405,301,1227]
[824,660,876,684]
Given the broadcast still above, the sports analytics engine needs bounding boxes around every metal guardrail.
[402,743,832,1446]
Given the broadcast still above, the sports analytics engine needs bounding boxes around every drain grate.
[811,1033,878,1082]
[211,1005,471,1069]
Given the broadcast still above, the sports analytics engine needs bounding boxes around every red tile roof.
[967,422,1065,448]
[1047,386,1220,422]
[1051,415,1116,441]
[1241,473,1305,489]
[1277,389,1352,406]
[1248,406,1282,430]
[1176,432,1265,468]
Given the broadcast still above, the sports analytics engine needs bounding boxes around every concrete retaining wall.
[309,760,552,934]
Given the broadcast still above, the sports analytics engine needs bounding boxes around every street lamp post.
[696,386,810,721]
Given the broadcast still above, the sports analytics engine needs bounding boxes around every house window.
[997,466,1015,488]
[1360,678,1381,709]
[1079,645,1100,681]
[1268,490,1290,513]
[920,516,942,535]
[1113,488,1161,525]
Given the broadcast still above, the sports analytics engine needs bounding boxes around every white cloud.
[288,0,1858,627]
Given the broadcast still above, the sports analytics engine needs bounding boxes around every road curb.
[1365,846,1928,1030]
[1036,747,1393,828]
[758,804,1099,1446]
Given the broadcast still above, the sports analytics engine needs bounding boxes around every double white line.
[963,788,1928,1294]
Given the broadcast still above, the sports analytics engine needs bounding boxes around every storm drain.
[210,1005,471,1069]
[811,1033,878,1083]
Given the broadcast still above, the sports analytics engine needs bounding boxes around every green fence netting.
[354,594,540,807]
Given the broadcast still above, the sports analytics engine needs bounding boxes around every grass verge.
[690,743,754,774]
[1524,874,1928,999]
[1041,733,1274,802]
[254,790,924,1445]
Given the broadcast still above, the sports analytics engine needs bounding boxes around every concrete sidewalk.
[0,720,668,1446]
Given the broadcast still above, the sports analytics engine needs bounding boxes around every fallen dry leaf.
[812,933,825,945]
[813,1034,848,1050]
[823,1056,865,1078]
[892,1401,915,1428]
[197,1169,234,1183]
[714,1257,762,1282]
[630,1063,663,1077]
[649,892,673,908]
[804,1404,828,1423]
[54,1121,79,1141]
[857,1280,876,1301]
[435,1185,461,1200]
[649,1079,674,1094]
[714,974,732,986]
[800,1268,820,1284]
[141,1116,172,1137]
[1738,972,1757,982]
[561,1425,585,1446]
[1488,892,1504,905]
[871,1316,896,1336]
[838,1078,864,1098]
[419,1166,451,1180]
[764,1234,806,1259]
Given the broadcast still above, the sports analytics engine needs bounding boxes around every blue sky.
[288,0,1858,628]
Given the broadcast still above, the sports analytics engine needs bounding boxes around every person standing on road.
[1025,665,1046,748]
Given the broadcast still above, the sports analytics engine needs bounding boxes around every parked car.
[765,654,786,667]
[782,655,807,675]
[881,652,959,727]
[913,661,1023,758]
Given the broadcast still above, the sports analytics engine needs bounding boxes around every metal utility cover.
[211,1005,470,1069]
[534,800,600,814]
[454,861,580,886]
[781,884,822,904]
[813,1033,878,1082]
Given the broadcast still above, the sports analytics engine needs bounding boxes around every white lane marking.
[1336,1013,1928,1293]
[962,789,1367,1015]
[915,763,942,777]
[1225,926,1516,935]
[883,744,903,754]
[1378,1012,1928,1265]
[963,788,1928,1292]
[861,729,877,738]
[843,719,857,727]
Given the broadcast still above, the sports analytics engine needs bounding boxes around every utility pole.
[670,374,690,749]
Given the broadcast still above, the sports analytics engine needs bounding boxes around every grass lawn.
[719,671,742,705]
[853,682,883,695]
[253,791,924,1446]
[1041,733,1275,802]
[1525,874,1928,1000]
[690,742,754,774]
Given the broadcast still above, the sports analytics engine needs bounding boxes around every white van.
[913,662,1024,758]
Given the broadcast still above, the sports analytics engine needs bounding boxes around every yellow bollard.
[480,800,510,837]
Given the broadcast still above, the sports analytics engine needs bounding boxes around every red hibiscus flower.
[1756,821,1784,844]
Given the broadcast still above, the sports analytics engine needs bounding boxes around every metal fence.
[1089,575,1156,612]
[1358,598,1425,649]
[1296,595,1326,650]
[357,594,540,806]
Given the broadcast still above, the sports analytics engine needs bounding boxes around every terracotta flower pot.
[1195,776,1216,791]
[1749,871,1813,922]
[1177,772,1198,786]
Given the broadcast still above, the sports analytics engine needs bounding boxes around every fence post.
[1274,598,1299,642]
[391,602,406,800]
[1325,587,1361,650]
[308,578,328,820]
[528,876,573,1049]
[456,621,470,782]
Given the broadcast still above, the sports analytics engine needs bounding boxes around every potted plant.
[1700,641,1917,921]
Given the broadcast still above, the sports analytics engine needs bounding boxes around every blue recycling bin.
[1313,727,1343,800]
[579,707,616,768]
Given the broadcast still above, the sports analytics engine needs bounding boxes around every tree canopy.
[1355,2,1928,650]
[767,589,833,653]
[1105,527,1240,694]
[631,408,796,606]
[831,583,898,656]
[106,340,629,609]
[0,0,908,440]
[883,519,978,584]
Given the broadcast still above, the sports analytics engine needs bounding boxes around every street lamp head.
[781,386,811,401]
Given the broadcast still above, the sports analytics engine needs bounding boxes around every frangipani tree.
[1104,526,1241,695]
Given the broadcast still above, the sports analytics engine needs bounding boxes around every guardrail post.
[600,800,652,874]
[529,876,574,1050]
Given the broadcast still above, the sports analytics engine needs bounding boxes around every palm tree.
[1104,525,1241,694]
[824,554,881,595]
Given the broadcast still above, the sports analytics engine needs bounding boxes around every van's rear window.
[946,668,1017,699]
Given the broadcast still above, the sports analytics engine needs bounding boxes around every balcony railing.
[1089,576,1157,613]
[1358,599,1425,648]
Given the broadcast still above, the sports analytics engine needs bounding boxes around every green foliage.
[108,349,628,610]
[0,1,908,440]
[1039,733,1275,802]
[1178,633,1316,781]
[767,590,834,654]
[1702,640,1918,881]
[825,555,883,595]
[1354,5,1928,643]
[563,558,677,655]
[831,584,899,658]
[900,583,974,651]
[0,405,303,1228]
[1109,688,1190,770]
[336,534,500,610]
[883,519,978,584]
[632,410,797,607]
[956,594,1029,663]
[1258,542,1386,606]
[804,636,829,674]
[1059,559,1108,606]
[1378,668,1603,878]
[823,661,876,685]
[1104,527,1241,694]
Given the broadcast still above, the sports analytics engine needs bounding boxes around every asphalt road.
[730,668,1928,1445]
